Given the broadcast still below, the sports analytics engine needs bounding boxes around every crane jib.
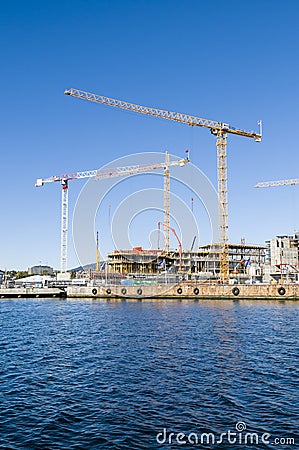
[64,88,262,141]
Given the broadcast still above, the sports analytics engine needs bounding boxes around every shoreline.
[1,283,299,300]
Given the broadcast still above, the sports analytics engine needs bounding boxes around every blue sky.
[1,0,298,270]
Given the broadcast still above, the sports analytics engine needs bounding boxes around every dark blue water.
[0,299,298,449]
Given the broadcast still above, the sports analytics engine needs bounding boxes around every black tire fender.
[106,288,111,295]
[121,288,127,295]
[177,287,183,294]
[92,288,97,295]
[278,286,286,296]
[232,287,240,296]
[137,288,142,295]
[194,288,199,295]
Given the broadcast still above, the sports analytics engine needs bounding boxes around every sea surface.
[0,298,298,449]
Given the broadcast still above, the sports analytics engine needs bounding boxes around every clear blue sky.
[1,0,298,270]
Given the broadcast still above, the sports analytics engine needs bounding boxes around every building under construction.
[65,88,262,283]
[196,243,267,276]
[263,233,299,282]
[106,243,267,278]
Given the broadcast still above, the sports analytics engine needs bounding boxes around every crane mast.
[60,180,68,274]
[216,131,229,279]
[164,151,171,251]
[36,152,189,274]
[65,88,262,282]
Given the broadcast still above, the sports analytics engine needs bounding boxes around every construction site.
[30,87,299,296]
[61,87,263,284]
[103,242,267,280]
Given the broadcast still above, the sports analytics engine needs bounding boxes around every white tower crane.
[36,152,189,274]
[64,88,262,282]
[255,178,299,188]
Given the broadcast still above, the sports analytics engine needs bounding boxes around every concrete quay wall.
[67,283,299,300]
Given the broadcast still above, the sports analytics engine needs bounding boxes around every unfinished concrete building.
[107,243,267,279]
[265,233,299,282]
[196,243,267,277]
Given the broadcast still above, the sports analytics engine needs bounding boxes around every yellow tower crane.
[64,88,262,282]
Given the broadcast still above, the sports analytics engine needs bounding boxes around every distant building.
[15,275,53,287]
[0,270,4,285]
[28,265,54,276]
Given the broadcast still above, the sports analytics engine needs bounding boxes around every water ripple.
[0,299,298,449]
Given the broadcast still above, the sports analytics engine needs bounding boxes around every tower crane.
[36,152,189,274]
[64,87,262,282]
[255,178,299,188]
[158,221,183,271]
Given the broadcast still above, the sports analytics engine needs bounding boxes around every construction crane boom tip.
[35,179,44,187]
[255,178,299,189]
